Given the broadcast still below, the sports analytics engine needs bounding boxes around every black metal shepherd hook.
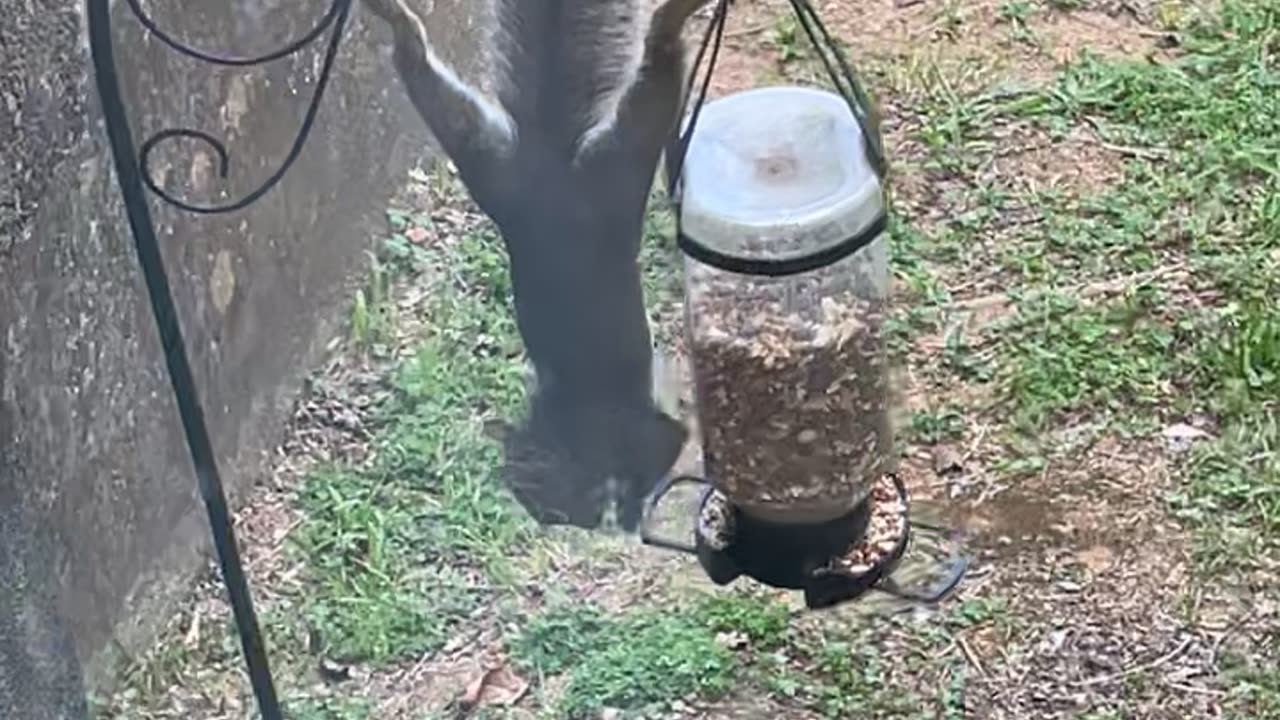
[87,1,354,717]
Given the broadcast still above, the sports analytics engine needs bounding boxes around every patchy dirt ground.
[94,1,1278,719]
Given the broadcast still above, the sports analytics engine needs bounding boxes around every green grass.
[908,402,968,445]
[887,215,952,346]
[292,466,486,663]
[995,0,1039,46]
[285,695,373,720]
[946,596,1013,630]
[768,14,809,65]
[557,612,737,718]
[1000,288,1183,430]
[639,190,686,340]
[290,201,535,667]
[896,0,1280,563]
[1171,410,1280,569]
[737,600,1008,720]
[696,591,792,650]
[1224,662,1280,720]
[350,207,440,353]
[807,638,928,718]
[505,592,799,717]
[511,597,757,718]
[1200,298,1280,417]
[510,603,619,676]
[914,0,1280,284]
[349,252,396,353]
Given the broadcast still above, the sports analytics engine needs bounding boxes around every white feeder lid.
[678,86,885,267]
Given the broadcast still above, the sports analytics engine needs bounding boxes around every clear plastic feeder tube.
[679,86,893,526]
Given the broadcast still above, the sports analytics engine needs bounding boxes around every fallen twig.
[1083,115,1171,160]
[933,639,958,661]
[1071,636,1194,687]
[962,423,990,466]
[958,635,989,678]
[1209,608,1257,668]
[1162,680,1226,697]
[726,23,771,39]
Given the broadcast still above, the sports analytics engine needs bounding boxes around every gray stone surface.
[0,474,89,720]
[0,0,486,715]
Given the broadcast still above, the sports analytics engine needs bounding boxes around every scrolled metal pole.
[84,1,353,716]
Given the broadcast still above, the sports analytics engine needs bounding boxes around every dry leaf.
[459,665,528,711]
[715,630,749,650]
[1076,545,1115,575]
[405,226,430,244]
[1162,422,1210,454]
[183,610,201,648]
[932,444,964,475]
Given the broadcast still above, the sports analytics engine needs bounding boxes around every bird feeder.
[641,85,968,610]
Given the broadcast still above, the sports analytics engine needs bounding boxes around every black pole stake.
[85,1,352,717]
[86,3,283,717]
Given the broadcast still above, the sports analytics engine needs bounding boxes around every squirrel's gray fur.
[364,0,713,529]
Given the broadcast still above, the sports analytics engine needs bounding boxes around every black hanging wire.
[784,0,887,179]
[87,1,354,718]
[664,0,731,200]
[664,0,890,278]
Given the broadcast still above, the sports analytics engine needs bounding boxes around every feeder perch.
[642,86,969,610]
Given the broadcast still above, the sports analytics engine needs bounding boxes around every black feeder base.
[641,475,969,610]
